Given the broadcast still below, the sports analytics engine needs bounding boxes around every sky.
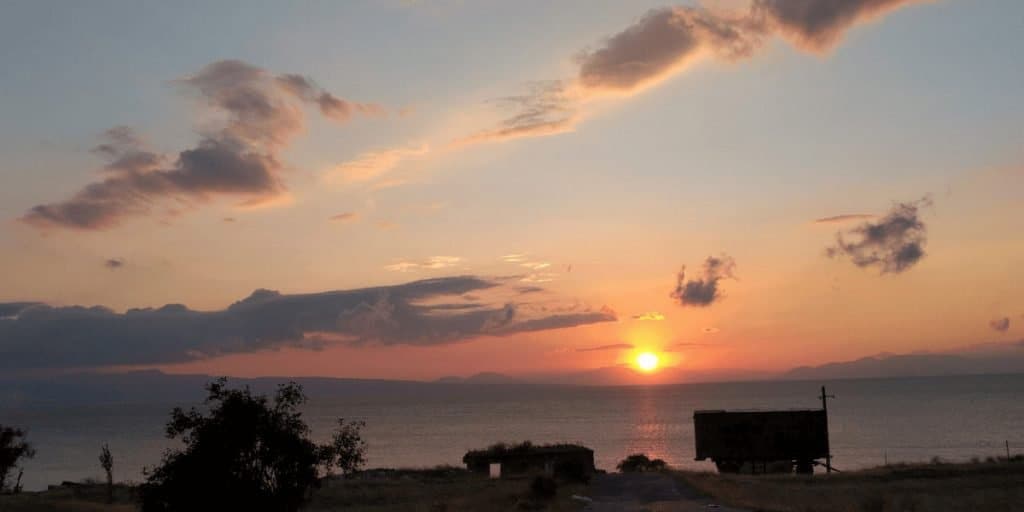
[1,0,1022,382]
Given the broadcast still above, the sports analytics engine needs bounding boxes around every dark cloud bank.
[671,255,737,307]
[827,197,930,274]
[0,277,615,370]
[22,60,380,230]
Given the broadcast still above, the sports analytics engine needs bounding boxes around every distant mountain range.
[2,341,1022,407]
[434,372,524,385]
[781,350,1024,381]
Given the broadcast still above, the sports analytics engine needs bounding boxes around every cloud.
[458,81,578,144]
[0,276,616,370]
[577,343,634,352]
[275,73,384,122]
[663,341,707,352]
[104,258,125,270]
[813,214,877,224]
[671,254,737,307]
[632,312,665,321]
[516,286,546,295]
[751,0,928,52]
[990,317,1011,333]
[826,197,930,274]
[520,272,558,284]
[21,60,377,230]
[385,256,463,272]
[577,6,763,95]
[702,326,720,334]
[329,212,359,222]
[325,144,430,185]
[521,261,551,270]
[502,254,528,263]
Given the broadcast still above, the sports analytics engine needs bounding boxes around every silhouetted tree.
[138,378,365,512]
[99,443,114,503]
[616,454,668,473]
[0,425,35,493]
[321,418,367,476]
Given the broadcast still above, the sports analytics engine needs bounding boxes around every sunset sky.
[1,0,1022,381]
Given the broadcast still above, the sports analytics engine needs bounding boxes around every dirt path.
[580,473,748,512]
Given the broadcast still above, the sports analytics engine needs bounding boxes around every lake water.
[5,374,1024,491]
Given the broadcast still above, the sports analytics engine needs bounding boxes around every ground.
[674,460,1024,512]
[2,460,1023,511]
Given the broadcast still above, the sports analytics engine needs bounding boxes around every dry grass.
[308,467,587,512]
[0,469,587,512]
[0,484,137,512]
[674,460,1024,512]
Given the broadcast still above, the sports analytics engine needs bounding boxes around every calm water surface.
[6,374,1024,491]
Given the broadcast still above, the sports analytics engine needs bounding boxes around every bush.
[0,425,35,493]
[138,378,366,512]
[616,453,668,473]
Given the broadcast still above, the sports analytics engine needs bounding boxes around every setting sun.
[636,352,660,372]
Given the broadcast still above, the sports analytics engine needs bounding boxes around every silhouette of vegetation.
[0,425,35,494]
[528,475,557,499]
[465,441,590,459]
[616,453,668,473]
[138,378,365,512]
[323,418,367,476]
[98,444,113,503]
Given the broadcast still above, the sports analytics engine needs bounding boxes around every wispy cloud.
[577,343,634,352]
[521,261,551,270]
[385,256,463,272]
[458,81,578,144]
[325,144,430,186]
[663,341,707,352]
[520,272,558,284]
[104,258,125,270]
[813,214,877,224]
[329,212,360,223]
[632,312,665,321]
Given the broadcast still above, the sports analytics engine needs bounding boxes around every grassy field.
[675,460,1024,512]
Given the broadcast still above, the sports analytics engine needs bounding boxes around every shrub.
[138,378,366,512]
[616,453,668,473]
[0,425,35,493]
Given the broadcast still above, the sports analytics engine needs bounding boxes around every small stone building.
[463,442,595,480]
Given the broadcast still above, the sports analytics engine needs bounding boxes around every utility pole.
[820,386,835,474]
